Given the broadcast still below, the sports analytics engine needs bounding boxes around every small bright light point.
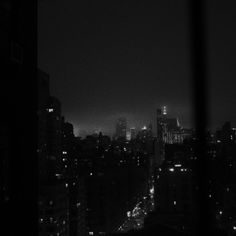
[169,168,174,172]
[233,226,236,231]
[90,172,93,176]
[127,211,131,217]
[150,186,154,194]
[174,201,176,205]
[89,232,94,235]
[219,211,223,215]
[48,108,54,113]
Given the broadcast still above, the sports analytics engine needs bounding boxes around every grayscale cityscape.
[1,0,236,236]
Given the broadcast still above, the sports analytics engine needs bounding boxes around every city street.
[117,178,155,233]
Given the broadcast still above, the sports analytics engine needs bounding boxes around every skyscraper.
[38,70,69,236]
[155,108,166,166]
[157,106,183,144]
[130,127,137,140]
[115,117,127,139]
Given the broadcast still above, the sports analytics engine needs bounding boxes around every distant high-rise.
[156,108,164,141]
[138,125,153,140]
[115,117,127,139]
[157,106,183,144]
[130,127,137,140]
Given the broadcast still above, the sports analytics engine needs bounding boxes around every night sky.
[38,0,236,137]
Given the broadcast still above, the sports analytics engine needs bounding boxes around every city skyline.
[38,0,192,136]
[38,0,236,137]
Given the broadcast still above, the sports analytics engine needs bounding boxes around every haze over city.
[38,0,236,137]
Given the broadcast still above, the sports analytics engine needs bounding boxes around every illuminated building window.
[62,151,67,155]
[89,232,94,235]
[55,173,62,179]
[47,108,54,113]
[163,106,167,115]
[169,168,174,172]
[174,164,181,167]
